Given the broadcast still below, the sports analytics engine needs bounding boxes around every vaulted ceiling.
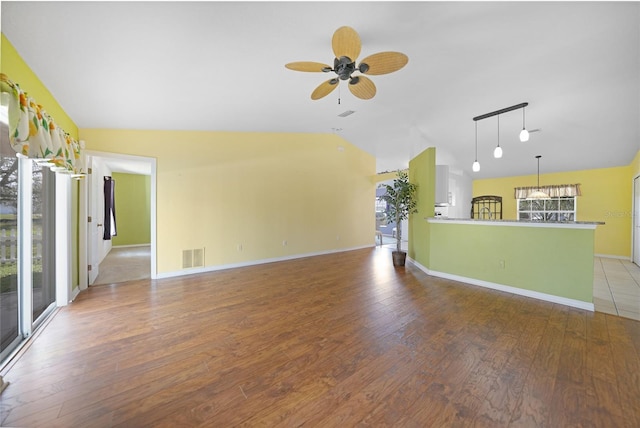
[2,1,639,178]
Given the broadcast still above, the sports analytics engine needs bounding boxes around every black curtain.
[103,176,117,240]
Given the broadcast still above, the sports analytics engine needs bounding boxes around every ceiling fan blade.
[311,79,339,100]
[332,26,361,62]
[348,75,376,100]
[285,61,332,72]
[359,52,409,75]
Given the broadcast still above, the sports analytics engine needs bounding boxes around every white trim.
[149,158,157,280]
[55,173,72,306]
[595,253,631,261]
[17,155,32,338]
[112,244,151,249]
[77,176,88,291]
[81,151,157,282]
[70,286,81,302]
[630,175,640,268]
[156,245,373,279]
[427,218,600,229]
[407,257,594,312]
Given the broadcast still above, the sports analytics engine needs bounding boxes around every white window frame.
[517,196,577,221]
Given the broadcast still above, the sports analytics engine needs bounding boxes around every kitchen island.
[418,218,604,310]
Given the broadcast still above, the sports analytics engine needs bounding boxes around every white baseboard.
[112,244,151,249]
[156,245,373,279]
[70,286,81,302]
[408,257,594,312]
[595,253,631,261]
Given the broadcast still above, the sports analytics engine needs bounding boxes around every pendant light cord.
[475,121,478,160]
[536,155,541,187]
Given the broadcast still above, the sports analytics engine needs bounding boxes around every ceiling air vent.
[338,110,355,118]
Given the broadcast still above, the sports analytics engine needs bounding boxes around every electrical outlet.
[237,244,243,252]
[336,235,340,241]
[282,240,287,246]
[499,260,505,269]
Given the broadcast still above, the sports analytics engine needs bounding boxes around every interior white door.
[88,156,101,284]
[633,176,640,266]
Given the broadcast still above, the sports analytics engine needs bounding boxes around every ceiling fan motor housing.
[334,56,356,80]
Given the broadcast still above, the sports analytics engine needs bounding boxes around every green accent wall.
[111,173,151,246]
[408,147,435,267]
[429,222,595,303]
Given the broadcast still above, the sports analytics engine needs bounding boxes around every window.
[517,197,577,221]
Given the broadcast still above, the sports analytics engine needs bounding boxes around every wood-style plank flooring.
[1,247,639,427]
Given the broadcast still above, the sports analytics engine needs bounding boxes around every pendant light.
[473,102,529,172]
[519,106,529,142]
[527,155,550,199]
[472,121,480,172]
[493,115,503,158]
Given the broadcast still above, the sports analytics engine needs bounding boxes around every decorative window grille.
[517,197,577,221]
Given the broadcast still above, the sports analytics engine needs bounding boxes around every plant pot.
[392,251,407,267]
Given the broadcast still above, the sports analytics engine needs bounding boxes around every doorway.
[81,151,157,286]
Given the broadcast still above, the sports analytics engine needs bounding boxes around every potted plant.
[380,170,418,267]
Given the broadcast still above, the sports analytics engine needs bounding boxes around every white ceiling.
[2,1,639,178]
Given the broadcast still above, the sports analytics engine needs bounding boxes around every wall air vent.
[193,248,204,268]
[182,248,205,269]
[338,110,355,118]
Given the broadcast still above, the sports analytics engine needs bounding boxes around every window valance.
[514,184,582,199]
[0,73,83,173]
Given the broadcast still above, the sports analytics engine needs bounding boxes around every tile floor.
[93,245,151,285]
[593,257,640,321]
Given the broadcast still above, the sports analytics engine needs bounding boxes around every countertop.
[427,217,604,228]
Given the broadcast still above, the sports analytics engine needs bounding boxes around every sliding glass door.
[32,163,56,324]
[0,93,59,365]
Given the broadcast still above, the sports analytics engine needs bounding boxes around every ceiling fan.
[285,26,408,100]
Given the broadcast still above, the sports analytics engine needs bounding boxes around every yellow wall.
[631,150,640,177]
[1,34,78,139]
[80,129,376,275]
[473,165,632,257]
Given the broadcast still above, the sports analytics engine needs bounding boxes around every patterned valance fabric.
[0,73,83,173]
[514,184,582,199]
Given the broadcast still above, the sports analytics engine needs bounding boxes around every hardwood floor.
[1,247,639,427]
